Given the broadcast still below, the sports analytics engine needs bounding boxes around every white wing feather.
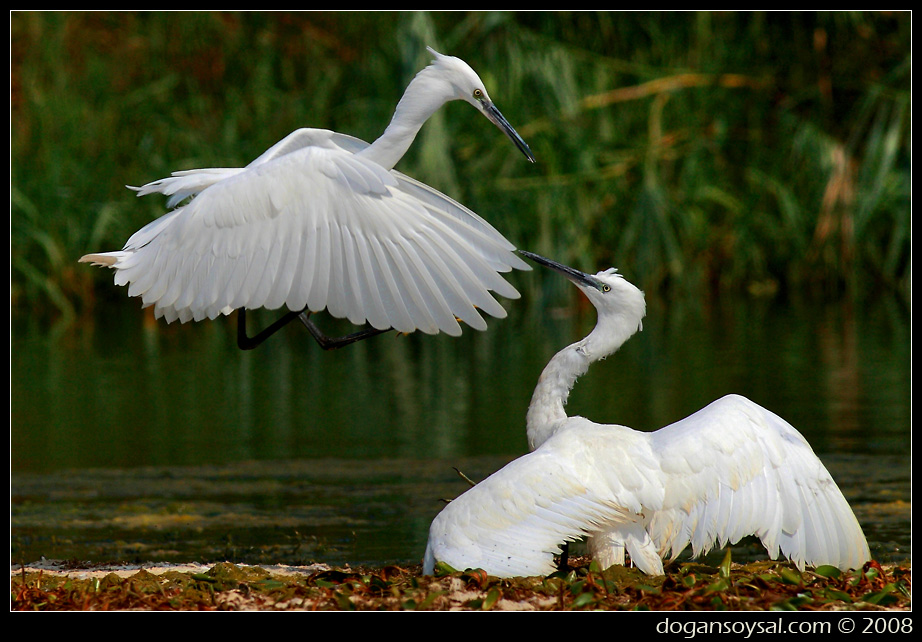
[424,394,870,577]
[82,128,528,334]
[425,447,637,577]
[642,395,869,572]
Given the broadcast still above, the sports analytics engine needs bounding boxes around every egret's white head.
[520,250,646,359]
[424,47,535,162]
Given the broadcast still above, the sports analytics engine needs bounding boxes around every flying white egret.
[80,47,534,350]
[423,250,870,578]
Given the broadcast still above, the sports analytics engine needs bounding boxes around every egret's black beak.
[519,250,605,291]
[483,100,535,163]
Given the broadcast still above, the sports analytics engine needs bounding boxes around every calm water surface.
[11,290,912,568]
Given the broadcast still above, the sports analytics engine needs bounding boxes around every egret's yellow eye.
[601,284,611,292]
[473,88,484,99]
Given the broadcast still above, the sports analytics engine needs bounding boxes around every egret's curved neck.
[525,311,642,451]
[525,342,591,451]
[358,66,454,170]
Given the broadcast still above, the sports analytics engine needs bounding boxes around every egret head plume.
[426,47,535,162]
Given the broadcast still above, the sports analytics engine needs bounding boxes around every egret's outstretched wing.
[423,444,639,578]
[390,171,529,274]
[639,394,870,572]
[120,131,373,212]
[424,394,869,578]
[128,168,246,209]
[81,129,525,335]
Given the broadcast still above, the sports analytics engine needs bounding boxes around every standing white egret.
[423,250,870,578]
[80,47,534,349]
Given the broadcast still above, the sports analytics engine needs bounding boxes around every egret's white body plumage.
[80,48,533,337]
[423,251,870,577]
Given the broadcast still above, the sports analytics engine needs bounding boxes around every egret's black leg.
[237,308,304,350]
[236,308,391,351]
[296,311,391,350]
[558,542,570,571]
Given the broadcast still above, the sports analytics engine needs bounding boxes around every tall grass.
[11,11,910,327]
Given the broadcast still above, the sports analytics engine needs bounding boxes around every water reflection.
[12,293,912,471]
[10,291,911,566]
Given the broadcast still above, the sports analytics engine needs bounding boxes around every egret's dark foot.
[237,308,303,350]
[557,542,570,572]
[296,311,391,350]
[236,308,391,351]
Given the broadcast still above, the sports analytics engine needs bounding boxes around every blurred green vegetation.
[11,11,911,328]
